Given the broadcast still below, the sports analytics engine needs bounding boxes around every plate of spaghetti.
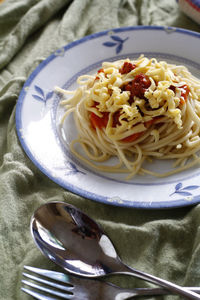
[16,26,200,208]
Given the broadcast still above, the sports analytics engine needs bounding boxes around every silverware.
[31,201,200,299]
[21,266,200,300]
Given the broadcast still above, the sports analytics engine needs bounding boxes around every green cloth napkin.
[1,0,200,299]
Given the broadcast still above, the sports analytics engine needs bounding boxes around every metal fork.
[21,266,200,300]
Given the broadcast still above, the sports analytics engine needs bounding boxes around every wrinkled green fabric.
[1,0,200,299]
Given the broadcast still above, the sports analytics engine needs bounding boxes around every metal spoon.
[31,201,200,299]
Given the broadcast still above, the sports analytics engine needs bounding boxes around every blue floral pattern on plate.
[103,35,129,54]
[32,85,53,104]
[170,182,199,197]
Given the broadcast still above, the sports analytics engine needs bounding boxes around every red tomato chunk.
[120,62,136,74]
[131,74,151,98]
[123,73,151,100]
[180,84,189,101]
[90,112,109,129]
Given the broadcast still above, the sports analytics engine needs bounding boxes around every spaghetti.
[56,55,200,178]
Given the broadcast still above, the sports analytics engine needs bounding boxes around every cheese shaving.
[56,55,200,179]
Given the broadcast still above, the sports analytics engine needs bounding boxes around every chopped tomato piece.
[90,112,109,129]
[97,68,104,73]
[144,116,162,128]
[112,111,121,127]
[119,62,136,74]
[92,101,99,107]
[169,84,189,105]
[131,74,151,98]
[122,132,143,143]
[95,68,104,80]
[169,85,176,93]
[122,117,162,143]
[124,82,132,92]
[180,84,189,104]
[122,74,151,100]
[144,119,154,128]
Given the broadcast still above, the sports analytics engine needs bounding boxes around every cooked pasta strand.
[56,55,200,179]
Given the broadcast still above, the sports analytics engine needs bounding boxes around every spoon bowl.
[31,201,117,277]
[31,201,200,300]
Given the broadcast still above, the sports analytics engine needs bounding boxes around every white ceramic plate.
[16,26,200,209]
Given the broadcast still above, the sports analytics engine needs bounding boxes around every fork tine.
[23,272,74,292]
[24,266,70,284]
[21,287,57,300]
[22,279,73,299]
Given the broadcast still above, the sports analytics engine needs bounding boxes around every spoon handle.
[118,263,200,300]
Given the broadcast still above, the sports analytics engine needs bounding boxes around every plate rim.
[16,25,200,209]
